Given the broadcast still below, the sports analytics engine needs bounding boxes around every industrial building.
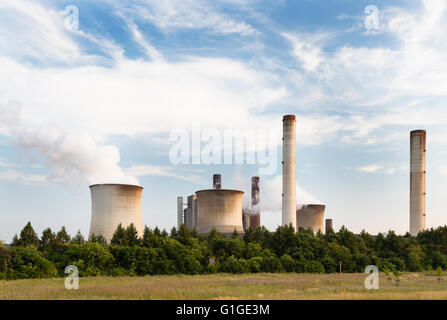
[178,175,245,235]
[242,208,251,231]
[296,204,325,234]
[410,130,427,236]
[89,184,143,243]
[325,219,333,234]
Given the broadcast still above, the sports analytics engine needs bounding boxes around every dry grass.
[1,273,446,300]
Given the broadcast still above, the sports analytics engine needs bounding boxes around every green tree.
[125,224,141,246]
[0,242,11,274]
[111,224,127,246]
[9,246,57,279]
[39,228,57,254]
[13,222,39,247]
[71,230,85,245]
[56,226,71,244]
[88,233,107,245]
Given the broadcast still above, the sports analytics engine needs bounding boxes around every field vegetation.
[1,273,447,300]
[1,222,447,280]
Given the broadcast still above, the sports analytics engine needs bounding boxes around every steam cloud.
[232,170,323,214]
[0,100,139,186]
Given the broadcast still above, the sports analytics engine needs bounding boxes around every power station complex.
[87,115,428,241]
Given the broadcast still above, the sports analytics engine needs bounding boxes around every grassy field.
[1,273,446,300]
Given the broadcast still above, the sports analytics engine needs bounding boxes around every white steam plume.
[231,170,322,214]
[261,175,323,212]
[0,100,139,186]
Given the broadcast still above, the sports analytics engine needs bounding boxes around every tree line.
[1,221,447,279]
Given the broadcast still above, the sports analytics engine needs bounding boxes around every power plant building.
[410,130,427,236]
[296,204,325,234]
[89,184,143,243]
[282,115,297,229]
[185,194,198,229]
[177,196,184,229]
[325,218,333,233]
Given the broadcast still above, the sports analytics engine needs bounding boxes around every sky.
[0,0,446,242]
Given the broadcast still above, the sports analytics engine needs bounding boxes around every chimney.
[325,219,333,234]
[213,174,222,190]
[282,115,297,229]
[410,130,426,236]
[250,176,260,228]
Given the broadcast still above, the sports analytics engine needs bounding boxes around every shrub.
[261,256,284,273]
[9,246,57,279]
[58,243,114,276]
[219,256,250,274]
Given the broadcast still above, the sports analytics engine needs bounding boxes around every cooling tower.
[196,189,244,235]
[250,176,260,228]
[177,196,183,229]
[325,219,333,234]
[296,204,325,234]
[282,115,297,229]
[213,174,222,190]
[89,184,143,243]
[410,130,426,236]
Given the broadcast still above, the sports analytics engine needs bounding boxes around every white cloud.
[125,164,205,184]
[0,169,47,184]
[120,0,259,36]
[355,163,407,175]
[282,0,447,145]
[440,164,447,176]
[0,0,80,63]
[282,32,326,72]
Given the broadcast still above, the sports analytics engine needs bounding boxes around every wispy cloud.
[353,163,408,175]
[118,0,259,36]
[0,169,47,184]
[125,164,205,184]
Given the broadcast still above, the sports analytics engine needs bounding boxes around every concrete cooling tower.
[89,184,143,243]
[296,204,325,234]
[195,189,244,235]
[410,130,426,236]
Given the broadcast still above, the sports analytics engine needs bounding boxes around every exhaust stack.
[282,115,297,229]
[410,130,426,236]
[177,196,184,229]
[213,174,222,190]
[250,176,260,228]
[325,219,333,234]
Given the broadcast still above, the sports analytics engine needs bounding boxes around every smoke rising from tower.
[0,100,138,186]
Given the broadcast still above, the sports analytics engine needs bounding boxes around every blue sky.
[0,0,446,242]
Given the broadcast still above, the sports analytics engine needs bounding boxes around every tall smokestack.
[282,115,296,229]
[250,176,260,228]
[410,130,426,236]
[177,196,183,229]
[325,219,333,234]
[213,174,221,190]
